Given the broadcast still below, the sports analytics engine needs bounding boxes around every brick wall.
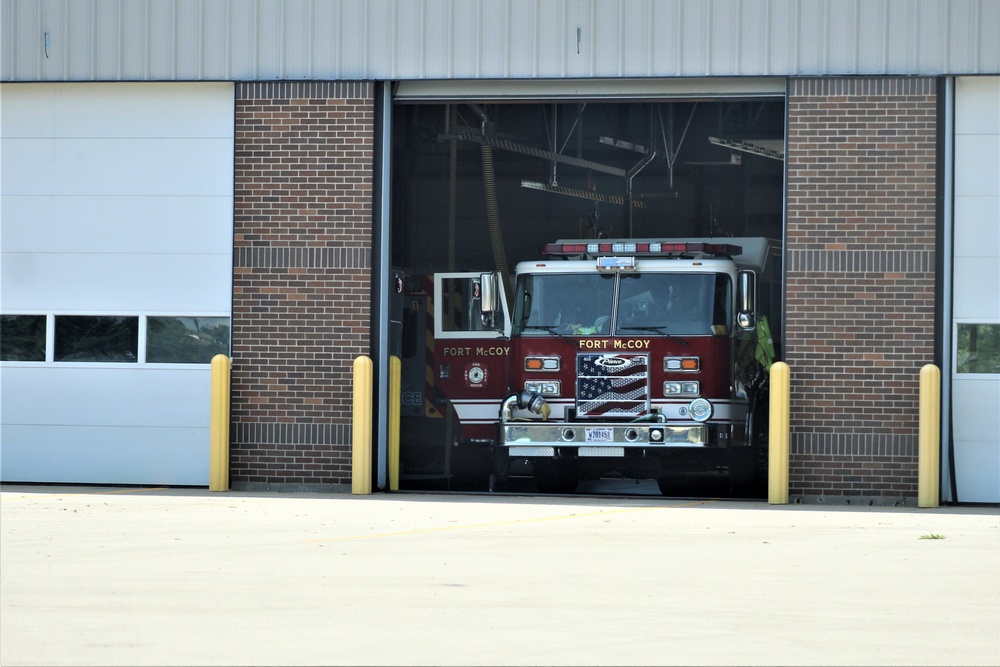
[785,77,938,503]
[231,82,374,489]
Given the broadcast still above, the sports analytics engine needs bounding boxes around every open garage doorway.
[390,94,785,496]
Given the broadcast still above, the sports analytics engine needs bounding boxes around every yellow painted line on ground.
[94,487,169,495]
[305,499,714,544]
[0,486,168,501]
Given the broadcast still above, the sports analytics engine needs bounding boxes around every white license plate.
[585,427,614,442]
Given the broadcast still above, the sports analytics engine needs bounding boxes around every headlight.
[687,398,713,422]
[664,381,700,396]
[524,380,561,397]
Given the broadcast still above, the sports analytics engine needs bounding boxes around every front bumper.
[501,421,708,458]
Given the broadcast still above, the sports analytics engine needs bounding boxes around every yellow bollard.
[388,355,402,491]
[209,354,231,492]
[918,364,941,508]
[352,356,374,495]
[768,361,790,505]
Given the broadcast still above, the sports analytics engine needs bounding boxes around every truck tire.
[533,459,580,494]
[731,390,769,497]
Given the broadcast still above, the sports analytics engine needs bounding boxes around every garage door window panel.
[956,323,1000,375]
[0,315,46,361]
[54,316,138,363]
[146,316,230,364]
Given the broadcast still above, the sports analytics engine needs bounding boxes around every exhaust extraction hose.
[481,143,514,307]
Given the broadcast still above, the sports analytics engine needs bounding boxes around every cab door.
[432,273,512,443]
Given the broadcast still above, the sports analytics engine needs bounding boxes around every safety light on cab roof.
[542,241,742,259]
[525,356,560,371]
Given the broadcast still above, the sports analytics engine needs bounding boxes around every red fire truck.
[405,238,780,494]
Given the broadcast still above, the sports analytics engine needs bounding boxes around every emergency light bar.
[542,241,743,260]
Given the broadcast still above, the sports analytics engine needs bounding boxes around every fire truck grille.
[576,352,650,419]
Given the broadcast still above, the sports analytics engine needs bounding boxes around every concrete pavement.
[1,485,997,666]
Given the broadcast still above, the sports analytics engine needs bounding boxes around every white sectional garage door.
[951,76,1000,503]
[1,82,233,485]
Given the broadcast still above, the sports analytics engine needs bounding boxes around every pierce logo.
[594,356,628,368]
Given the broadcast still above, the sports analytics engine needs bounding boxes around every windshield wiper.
[522,325,580,347]
[619,325,690,346]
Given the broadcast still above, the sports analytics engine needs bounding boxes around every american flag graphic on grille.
[576,353,650,418]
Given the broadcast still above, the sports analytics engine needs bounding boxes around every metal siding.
[510,0,551,79]
[479,1,509,77]
[452,0,481,78]
[422,0,452,80]
[858,1,888,73]
[736,1,769,77]
[916,0,947,74]
[120,1,147,79]
[796,0,827,75]
[884,0,915,73]
[228,0,252,79]
[148,1,176,79]
[257,0,285,79]
[368,0,395,79]
[283,1,310,78]
[980,0,1000,73]
[710,0,741,76]
[825,0,858,74]
[590,1,621,78]
[536,0,564,78]
[679,0,709,75]
[175,0,203,79]
[2,0,999,82]
[617,0,644,76]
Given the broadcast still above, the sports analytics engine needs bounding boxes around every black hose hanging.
[481,143,514,308]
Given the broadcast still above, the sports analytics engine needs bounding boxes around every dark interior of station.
[390,97,785,495]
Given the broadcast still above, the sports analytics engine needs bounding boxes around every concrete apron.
[1,485,997,666]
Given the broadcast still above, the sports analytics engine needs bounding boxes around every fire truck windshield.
[617,273,732,336]
[513,271,732,337]
[513,273,616,336]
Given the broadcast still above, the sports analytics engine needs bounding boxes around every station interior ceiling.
[392,98,786,275]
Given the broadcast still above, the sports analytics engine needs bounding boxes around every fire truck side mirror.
[479,272,499,314]
[738,270,756,331]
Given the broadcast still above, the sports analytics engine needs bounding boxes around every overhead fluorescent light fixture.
[708,136,784,161]
[520,181,646,208]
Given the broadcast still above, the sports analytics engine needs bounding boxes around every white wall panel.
[954,135,1000,197]
[2,253,231,313]
[0,81,233,485]
[956,76,1000,133]
[951,75,1000,503]
[3,0,997,82]
[952,259,1000,321]
[2,367,210,427]
[950,439,1000,504]
[952,197,1000,260]
[1,426,209,485]
[1,83,234,137]
[1,196,234,255]
[3,138,233,196]
[1,366,214,487]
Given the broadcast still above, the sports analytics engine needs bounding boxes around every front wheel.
[749,390,769,480]
[533,459,580,494]
[731,390,769,497]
